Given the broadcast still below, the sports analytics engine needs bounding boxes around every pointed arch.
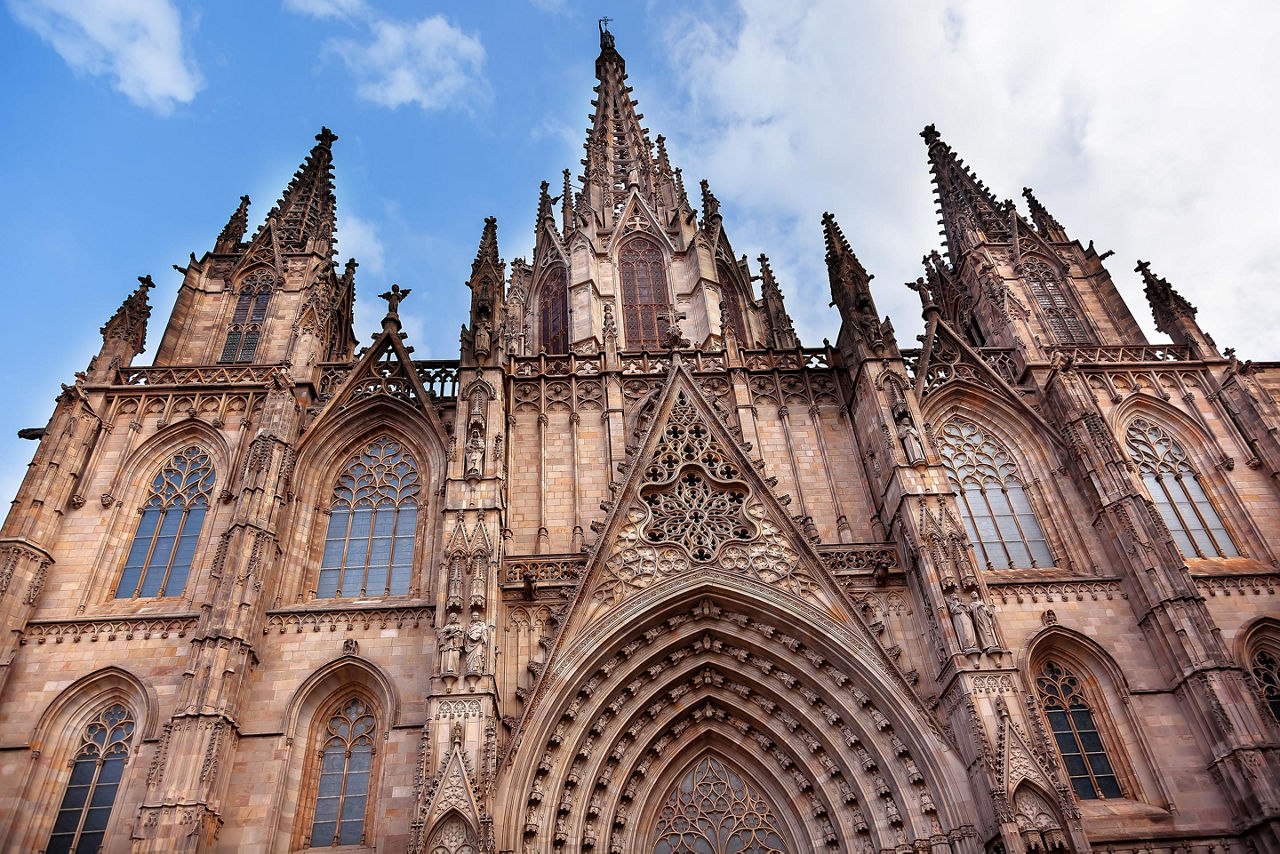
[617,235,671,350]
[535,264,569,354]
[1117,410,1238,559]
[1238,618,1280,725]
[1022,256,1090,345]
[1024,626,1163,807]
[715,259,750,345]
[497,576,973,853]
[219,266,275,363]
[6,667,156,851]
[648,750,792,854]
[425,810,480,854]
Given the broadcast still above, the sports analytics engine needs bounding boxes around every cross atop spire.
[256,127,339,255]
[921,124,1011,261]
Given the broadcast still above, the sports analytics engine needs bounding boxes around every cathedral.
[2,24,1279,854]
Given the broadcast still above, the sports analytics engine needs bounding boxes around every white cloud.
[654,0,1280,358]
[329,15,487,112]
[10,0,202,113]
[282,0,366,19]
[339,213,385,276]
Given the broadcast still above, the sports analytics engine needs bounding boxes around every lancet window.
[1124,417,1237,558]
[219,269,274,363]
[117,446,214,598]
[1035,660,1123,800]
[1025,259,1090,344]
[717,263,748,344]
[46,703,135,854]
[651,755,787,854]
[319,436,419,598]
[309,697,376,848]
[620,238,670,350]
[1249,646,1280,723]
[538,266,569,354]
[937,419,1053,569]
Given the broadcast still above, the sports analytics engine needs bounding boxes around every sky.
[1,0,1277,508]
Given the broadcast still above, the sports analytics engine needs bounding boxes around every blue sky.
[2,0,1278,507]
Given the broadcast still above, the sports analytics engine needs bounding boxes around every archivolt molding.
[502,593,972,853]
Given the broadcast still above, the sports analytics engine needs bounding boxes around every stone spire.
[757,254,798,349]
[465,216,505,366]
[561,169,574,234]
[1136,260,1214,354]
[215,194,250,253]
[824,212,889,353]
[257,127,338,255]
[1022,186,1069,242]
[921,124,1011,261]
[700,178,722,228]
[100,275,155,359]
[580,21,658,230]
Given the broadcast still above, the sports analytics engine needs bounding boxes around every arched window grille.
[319,437,419,598]
[1124,417,1237,558]
[619,238,670,350]
[310,697,376,848]
[117,446,214,598]
[1035,660,1123,800]
[46,703,135,854]
[652,755,787,854]
[937,419,1053,569]
[538,266,569,354]
[1025,260,1090,344]
[219,269,273,363]
[427,815,479,854]
[1249,647,1280,723]
[716,263,748,344]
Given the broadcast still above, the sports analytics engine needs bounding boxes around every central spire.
[580,22,658,230]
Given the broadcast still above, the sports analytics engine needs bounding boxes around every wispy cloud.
[655,0,1280,358]
[339,213,385,276]
[9,0,202,113]
[284,1,486,113]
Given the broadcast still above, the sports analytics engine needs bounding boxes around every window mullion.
[136,508,166,598]
[1160,474,1205,558]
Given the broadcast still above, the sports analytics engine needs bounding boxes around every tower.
[0,24,1277,854]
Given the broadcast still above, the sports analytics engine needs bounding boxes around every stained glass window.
[117,446,215,598]
[318,437,419,598]
[1035,661,1122,800]
[46,703,135,854]
[937,419,1053,569]
[219,269,273,363]
[1024,260,1090,344]
[310,697,376,848]
[1250,648,1280,723]
[651,755,787,854]
[538,266,569,354]
[620,238,670,350]
[1124,418,1236,558]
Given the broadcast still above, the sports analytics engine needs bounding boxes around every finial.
[138,274,155,291]
[599,17,616,51]
[921,124,941,146]
[379,283,411,322]
[316,126,338,148]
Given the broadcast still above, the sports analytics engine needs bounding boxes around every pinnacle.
[472,216,501,279]
[217,194,250,248]
[821,211,852,260]
[1022,186,1067,239]
[256,127,339,253]
[100,275,155,356]
[700,179,721,223]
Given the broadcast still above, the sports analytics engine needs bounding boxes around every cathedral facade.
[0,26,1277,854]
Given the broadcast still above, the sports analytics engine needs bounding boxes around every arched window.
[1025,260,1090,344]
[717,263,748,344]
[619,238,670,350]
[538,266,569,354]
[319,436,420,598]
[937,419,1053,569]
[1124,417,1237,558]
[427,815,479,854]
[46,703,135,854]
[309,696,376,848]
[1035,661,1122,800]
[652,755,788,854]
[219,269,273,363]
[117,446,215,598]
[1251,648,1280,723]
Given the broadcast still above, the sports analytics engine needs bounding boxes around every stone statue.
[379,283,411,315]
[897,420,926,465]
[465,427,485,477]
[473,320,492,358]
[438,612,464,676]
[465,611,489,675]
[969,590,998,652]
[946,593,978,652]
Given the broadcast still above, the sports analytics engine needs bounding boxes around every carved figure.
[897,420,926,465]
[465,427,485,477]
[438,612,464,676]
[379,283,411,315]
[465,611,490,674]
[473,320,492,358]
[947,593,979,652]
[969,590,999,651]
